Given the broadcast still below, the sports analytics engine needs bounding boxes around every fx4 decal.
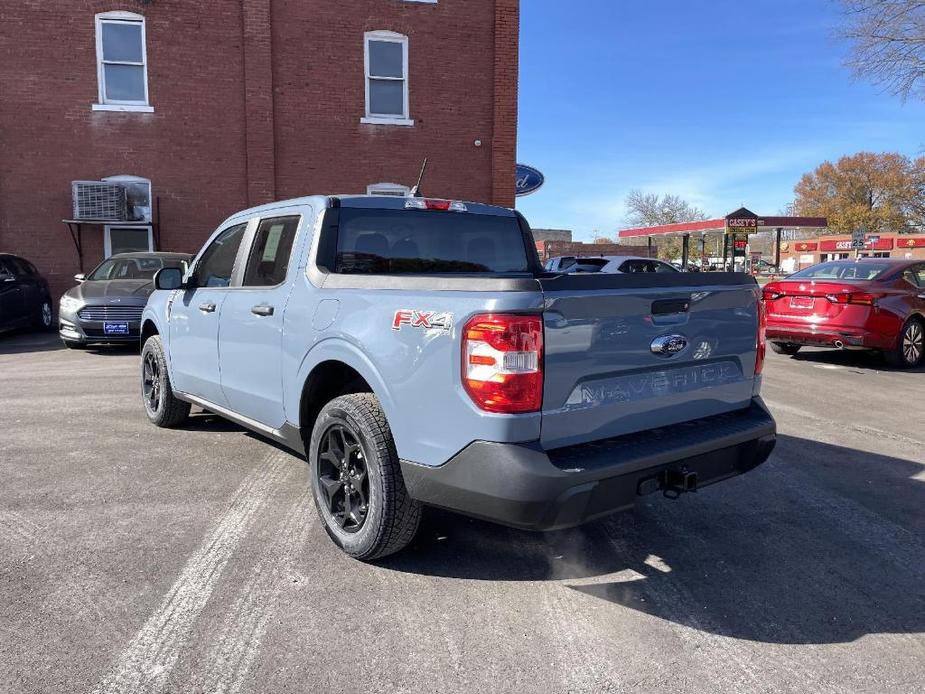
[392,309,454,332]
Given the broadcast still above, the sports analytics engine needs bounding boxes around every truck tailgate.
[539,273,760,449]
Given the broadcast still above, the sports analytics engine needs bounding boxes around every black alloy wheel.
[316,423,370,533]
[142,350,162,414]
[140,335,190,427]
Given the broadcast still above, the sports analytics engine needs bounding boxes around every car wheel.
[770,342,801,356]
[885,318,924,368]
[141,334,191,427]
[62,339,86,349]
[34,298,53,330]
[309,393,421,561]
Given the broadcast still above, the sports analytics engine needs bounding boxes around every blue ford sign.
[515,164,544,197]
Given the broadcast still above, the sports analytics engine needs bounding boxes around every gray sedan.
[58,252,191,348]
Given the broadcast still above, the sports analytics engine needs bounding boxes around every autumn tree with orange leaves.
[793,152,925,234]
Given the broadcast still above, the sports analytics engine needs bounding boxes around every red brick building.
[0,0,520,298]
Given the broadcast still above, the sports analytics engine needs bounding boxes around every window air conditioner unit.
[71,181,128,221]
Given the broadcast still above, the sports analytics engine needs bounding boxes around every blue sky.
[515,0,925,241]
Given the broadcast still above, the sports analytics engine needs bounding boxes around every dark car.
[58,252,192,348]
[763,258,925,368]
[0,253,53,334]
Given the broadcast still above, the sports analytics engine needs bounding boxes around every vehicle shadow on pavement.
[182,414,303,460]
[0,329,63,354]
[82,344,140,356]
[785,346,925,374]
[382,434,925,645]
[180,412,250,434]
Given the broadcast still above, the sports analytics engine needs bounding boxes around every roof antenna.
[410,157,428,197]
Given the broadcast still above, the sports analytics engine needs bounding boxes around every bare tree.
[624,191,708,260]
[838,0,925,101]
[624,190,708,227]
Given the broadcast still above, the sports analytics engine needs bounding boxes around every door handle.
[251,304,274,317]
[918,293,925,300]
[199,302,216,313]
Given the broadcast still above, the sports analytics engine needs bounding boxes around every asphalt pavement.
[1,331,923,694]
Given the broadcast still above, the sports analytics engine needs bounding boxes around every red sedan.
[762,258,925,368]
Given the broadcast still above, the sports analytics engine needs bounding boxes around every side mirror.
[74,273,86,283]
[154,267,184,290]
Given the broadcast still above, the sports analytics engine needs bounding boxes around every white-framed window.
[362,31,412,126]
[102,174,152,221]
[104,225,154,257]
[93,11,152,112]
[367,182,411,196]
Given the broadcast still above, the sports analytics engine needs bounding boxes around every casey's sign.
[727,217,757,229]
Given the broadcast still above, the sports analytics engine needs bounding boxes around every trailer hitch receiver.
[661,467,698,500]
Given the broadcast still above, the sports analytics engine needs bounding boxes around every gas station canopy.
[616,207,828,269]
[617,208,827,239]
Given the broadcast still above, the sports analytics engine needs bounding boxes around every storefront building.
[0,0,520,298]
[779,235,925,272]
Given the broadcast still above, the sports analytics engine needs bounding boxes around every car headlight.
[59,296,82,313]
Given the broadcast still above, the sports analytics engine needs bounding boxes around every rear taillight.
[825,292,877,306]
[762,287,783,301]
[755,296,767,376]
[462,314,543,413]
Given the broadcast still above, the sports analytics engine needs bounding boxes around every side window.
[242,216,300,287]
[195,223,247,288]
[653,261,677,273]
[619,260,649,273]
[906,264,925,287]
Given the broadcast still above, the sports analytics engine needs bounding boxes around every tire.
[308,393,421,561]
[141,334,190,427]
[62,339,86,349]
[770,342,801,356]
[33,297,53,330]
[884,317,924,369]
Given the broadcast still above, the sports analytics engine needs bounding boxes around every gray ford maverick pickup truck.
[140,195,776,560]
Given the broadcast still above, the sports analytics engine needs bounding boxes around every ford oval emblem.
[650,334,688,356]
[515,163,545,197]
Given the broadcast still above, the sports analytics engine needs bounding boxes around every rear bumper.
[766,323,890,349]
[400,398,776,531]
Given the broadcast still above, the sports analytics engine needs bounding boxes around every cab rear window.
[330,208,530,274]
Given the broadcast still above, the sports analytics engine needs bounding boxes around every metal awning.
[61,211,160,271]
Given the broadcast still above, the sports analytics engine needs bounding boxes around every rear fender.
[288,337,397,433]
